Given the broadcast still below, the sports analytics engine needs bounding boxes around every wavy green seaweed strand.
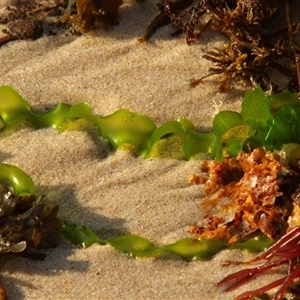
[0,163,36,196]
[1,85,299,260]
[60,223,274,260]
[1,85,300,199]
[0,86,217,159]
[1,85,300,162]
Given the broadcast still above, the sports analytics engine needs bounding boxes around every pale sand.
[0,1,283,299]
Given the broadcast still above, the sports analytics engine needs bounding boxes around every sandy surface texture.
[0,1,283,299]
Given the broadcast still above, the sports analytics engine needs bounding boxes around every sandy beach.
[0,1,285,299]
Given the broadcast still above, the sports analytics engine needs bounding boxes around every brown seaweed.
[0,0,132,45]
[148,0,300,93]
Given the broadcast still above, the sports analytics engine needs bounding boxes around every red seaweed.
[218,226,300,299]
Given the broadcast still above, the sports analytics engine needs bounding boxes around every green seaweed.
[0,84,300,260]
[1,85,300,161]
[61,223,272,260]
[0,163,36,197]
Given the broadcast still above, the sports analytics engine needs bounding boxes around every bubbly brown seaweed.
[189,149,300,243]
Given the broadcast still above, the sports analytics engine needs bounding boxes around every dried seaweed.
[189,149,300,243]
[0,191,61,252]
[0,0,131,45]
[0,183,61,299]
[0,0,65,43]
[137,0,194,42]
[1,1,300,93]
[145,0,300,93]
[61,0,124,33]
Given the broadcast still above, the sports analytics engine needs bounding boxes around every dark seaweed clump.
[142,0,300,93]
[1,1,300,93]
[0,184,61,254]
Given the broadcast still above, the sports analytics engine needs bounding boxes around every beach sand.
[0,1,283,299]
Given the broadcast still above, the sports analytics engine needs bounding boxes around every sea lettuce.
[2,85,299,161]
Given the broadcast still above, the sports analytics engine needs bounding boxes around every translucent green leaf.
[281,143,300,165]
[63,102,99,126]
[183,132,217,159]
[107,235,160,258]
[60,223,277,260]
[148,133,186,159]
[178,117,197,132]
[244,130,267,150]
[241,86,272,131]
[0,85,32,126]
[264,106,296,150]
[0,85,244,160]
[292,109,300,141]
[163,238,228,261]
[212,111,255,157]
[97,109,157,156]
[226,138,247,157]
[0,85,71,130]
[148,121,185,152]
[234,235,274,253]
[213,111,254,142]
[2,84,300,167]
[0,163,36,196]
[60,223,104,248]
[269,90,300,115]
[32,103,71,130]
